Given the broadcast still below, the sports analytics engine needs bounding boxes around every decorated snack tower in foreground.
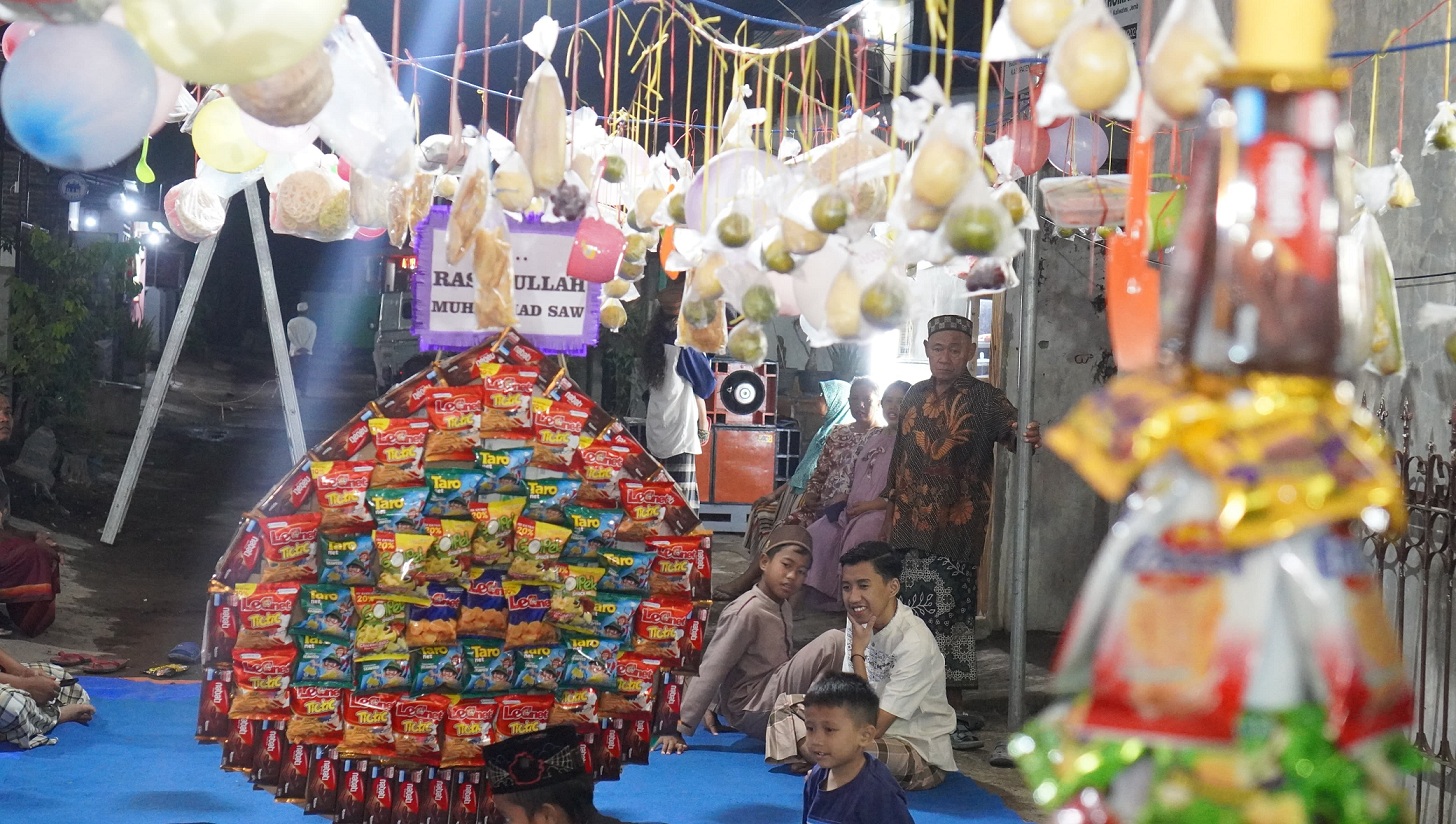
[194,330,711,823]
[1014,2,1428,823]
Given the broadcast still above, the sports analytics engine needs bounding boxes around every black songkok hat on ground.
[483,726,585,795]
[927,314,975,339]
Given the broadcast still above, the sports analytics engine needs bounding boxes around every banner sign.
[412,205,604,356]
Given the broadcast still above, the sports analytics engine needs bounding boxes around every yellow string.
[841,27,857,114]
[941,0,955,98]
[832,28,843,141]
[925,0,940,81]
[1368,30,1399,165]
[1447,0,1453,101]
[764,52,776,152]
[975,0,991,150]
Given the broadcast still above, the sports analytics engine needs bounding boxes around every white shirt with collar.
[842,600,958,771]
[287,315,317,356]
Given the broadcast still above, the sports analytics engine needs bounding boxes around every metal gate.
[1364,399,1456,823]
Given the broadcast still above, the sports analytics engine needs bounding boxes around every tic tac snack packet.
[231,647,297,719]
[504,581,558,649]
[235,582,302,649]
[468,497,526,567]
[376,532,434,593]
[392,694,452,766]
[424,468,488,519]
[368,417,432,487]
[631,596,695,662]
[475,445,533,497]
[425,386,485,464]
[421,519,473,583]
[312,461,376,531]
[287,686,346,745]
[413,645,467,694]
[407,583,463,647]
[511,645,567,692]
[530,398,591,473]
[459,568,509,638]
[547,565,607,635]
[319,531,376,587]
[369,487,430,534]
[599,652,663,716]
[598,548,656,595]
[441,698,498,769]
[294,584,356,641]
[548,687,600,727]
[617,481,687,542]
[561,635,621,690]
[294,634,354,688]
[356,653,412,694]
[563,506,625,561]
[478,363,539,432]
[340,690,403,758]
[523,477,583,525]
[508,518,573,582]
[354,591,418,655]
[493,693,554,740]
[573,438,651,507]
[591,593,643,642]
[462,639,516,695]
[259,512,323,584]
[646,536,711,599]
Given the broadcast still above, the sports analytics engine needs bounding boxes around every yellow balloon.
[121,0,346,86]
[192,97,266,174]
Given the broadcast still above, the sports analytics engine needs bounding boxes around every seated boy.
[658,525,844,752]
[0,646,95,749]
[767,542,957,791]
[801,673,915,824]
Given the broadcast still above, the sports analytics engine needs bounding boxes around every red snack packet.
[394,767,425,824]
[617,481,687,542]
[222,717,260,772]
[678,607,709,673]
[549,383,614,437]
[442,698,498,769]
[438,333,508,386]
[529,398,590,473]
[203,589,239,666]
[377,367,440,418]
[340,691,404,759]
[450,770,484,824]
[336,757,369,823]
[363,764,395,823]
[197,665,233,741]
[600,652,663,716]
[498,329,548,371]
[303,745,340,816]
[548,687,600,727]
[594,720,623,780]
[231,647,298,720]
[317,407,376,461]
[276,741,312,802]
[573,438,652,507]
[425,386,485,463]
[287,686,346,745]
[392,694,453,766]
[370,417,432,487]
[259,456,315,515]
[653,673,684,737]
[492,693,554,741]
[216,517,265,586]
[478,364,539,432]
[235,582,302,650]
[313,461,377,531]
[646,536,711,600]
[253,719,287,785]
[421,767,452,824]
[620,712,655,765]
[259,512,323,584]
[631,596,695,662]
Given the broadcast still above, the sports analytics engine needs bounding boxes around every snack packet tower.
[1015,3,1428,823]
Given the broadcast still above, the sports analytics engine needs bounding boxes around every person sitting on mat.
[0,645,94,749]
[801,673,915,824]
[766,542,957,791]
[656,525,845,753]
[0,478,62,638]
[484,725,662,824]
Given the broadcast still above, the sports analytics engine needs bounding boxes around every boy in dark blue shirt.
[801,673,916,824]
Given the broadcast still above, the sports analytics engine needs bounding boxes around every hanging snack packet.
[294,584,356,641]
[646,536,711,600]
[259,512,323,584]
[369,487,430,534]
[376,365,439,418]
[547,565,607,635]
[591,593,643,642]
[529,398,591,473]
[356,653,413,693]
[259,457,315,516]
[425,386,485,463]
[632,596,695,661]
[510,645,567,693]
[340,691,403,759]
[422,519,474,583]
[600,652,662,716]
[441,698,498,769]
[319,531,376,587]
[475,445,534,497]
[548,687,600,727]
[598,548,656,595]
[312,461,376,531]
[468,497,526,567]
[368,417,432,487]
[523,477,583,526]
[376,532,434,593]
[413,645,467,694]
[478,363,539,432]
[561,635,621,690]
[617,481,687,542]
[231,647,297,719]
[294,634,355,688]
[574,439,651,507]
[317,407,375,461]
[459,569,509,638]
[508,518,573,582]
[493,694,554,741]
[355,591,418,655]
[287,686,346,745]
[216,517,265,586]
[236,582,302,649]
[424,468,488,519]
[407,583,463,647]
[563,506,625,561]
[462,639,516,695]
[392,694,452,766]
[504,581,558,648]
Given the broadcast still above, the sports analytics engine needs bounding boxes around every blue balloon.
[1,22,156,171]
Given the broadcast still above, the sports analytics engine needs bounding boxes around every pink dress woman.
[803,424,898,606]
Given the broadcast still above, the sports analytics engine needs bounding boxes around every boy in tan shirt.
[657,525,844,749]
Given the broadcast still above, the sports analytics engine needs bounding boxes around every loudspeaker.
[706,359,777,426]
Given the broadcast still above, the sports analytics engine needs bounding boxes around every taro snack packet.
[523,477,583,526]
[421,519,473,584]
[319,531,376,587]
[376,532,434,593]
[468,497,526,567]
[562,506,626,562]
[459,569,508,639]
[293,584,355,641]
[369,487,430,534]
[424,468,488,519]
[598,548,656,595]
[312,461,376,531]
[354,591,420,656]
[286,686,345,746]
[504,581,558,649]
[235,582,302,650]
[413,644,467,694]
[507,518,572,582]
[406,583,463,648]
[462,639,516,696]
[477,363,539,432]
[561,634,622,691]
[259,512,323,584]
[474,445,533,497]
[510,644,567,692]
[492,693,554,741]
[355,653,412,694]
[368,417,431,487]
[294,634,355,688]
[591,593,643,643]
[425,386,485,464]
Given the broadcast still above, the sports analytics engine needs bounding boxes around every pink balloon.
[1003,120,1050,176]
[148,69,183,135]
[1047,116,1110,175]
[1,21,39,60]
[336,156,351,183]
[354,226,386,240]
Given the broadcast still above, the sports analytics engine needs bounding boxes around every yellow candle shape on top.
[1233,0,1334,72]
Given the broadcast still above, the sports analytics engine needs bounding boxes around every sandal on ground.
[989,742,1015,768]
[50,652,92,667]
[81,658,127,674]
[146,663,190,679]
[951,729,985,751]
[955,712,985,734]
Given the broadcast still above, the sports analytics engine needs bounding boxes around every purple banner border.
[411,205,603,356]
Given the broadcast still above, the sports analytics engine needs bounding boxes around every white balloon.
[1047,116,1110,175]
[240,111,319,154]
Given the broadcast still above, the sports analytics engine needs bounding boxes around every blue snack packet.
[461,640,515,695]
[511,644,567,692]
[475,446,533,497]
[412,644,466,694]
[368,486,430,534]
[561,634,621,690]
[319,531,375,586]
[523,477,583,526]
[294,634,354,687]
[424,468,488,519]
[355,653,411,693]
[591,592,643,642]
[459,569,508,639]
[293,584,355,641]
[561,506,626,561]
[598,548,656,595]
